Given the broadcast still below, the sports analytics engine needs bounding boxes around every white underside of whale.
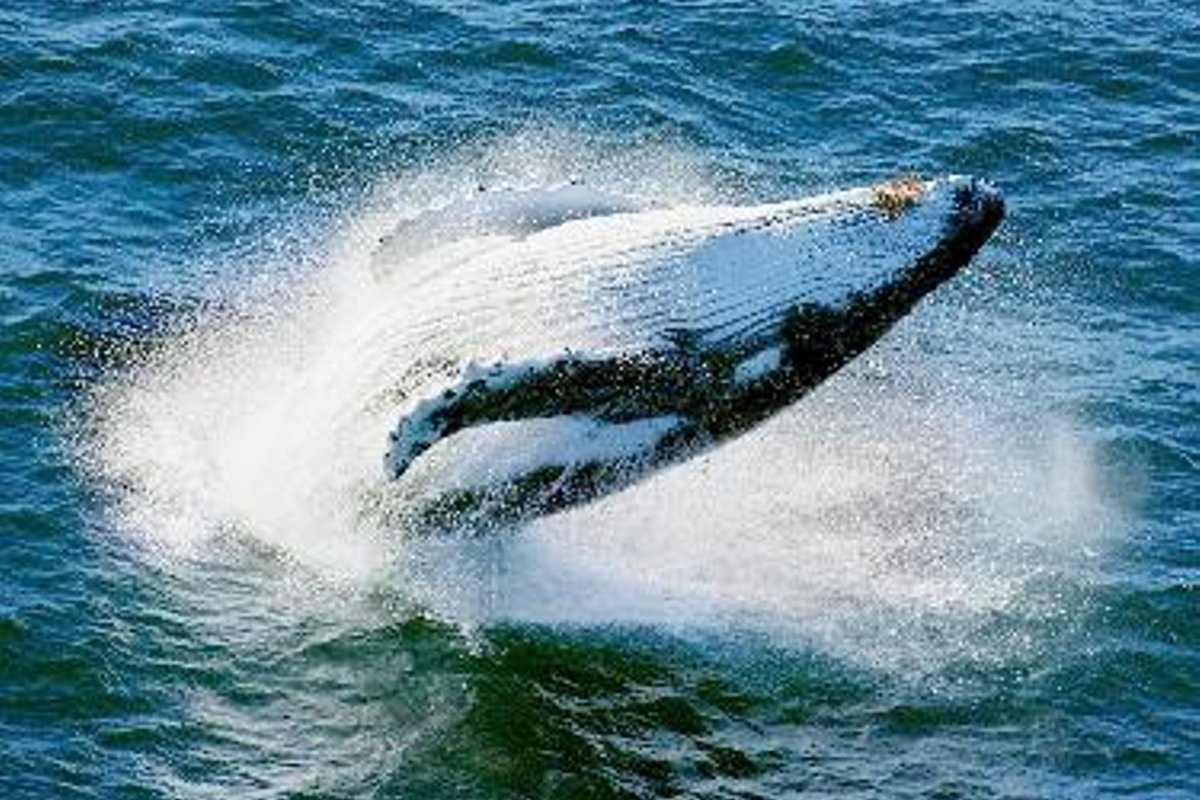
[363,177,969,499]
[370,181,956,364]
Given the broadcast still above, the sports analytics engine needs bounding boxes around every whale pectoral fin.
[391,413,701,530]
[385,353,654,478]
[384,350,720,479]
[385,361,528,478]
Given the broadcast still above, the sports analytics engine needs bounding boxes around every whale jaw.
[382,177,1005,529]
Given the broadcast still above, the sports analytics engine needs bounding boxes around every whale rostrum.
[381,176,1005,525]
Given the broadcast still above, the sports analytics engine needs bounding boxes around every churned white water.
[81,139,1118,673]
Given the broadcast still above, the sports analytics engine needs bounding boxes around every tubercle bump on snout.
[871,175,926,217]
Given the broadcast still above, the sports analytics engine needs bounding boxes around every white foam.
[80,137,722,577]
[78,136,1119,676]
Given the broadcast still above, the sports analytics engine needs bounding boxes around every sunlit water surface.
[1,2,1196,798]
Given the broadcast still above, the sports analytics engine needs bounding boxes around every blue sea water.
[1,1,1197,798]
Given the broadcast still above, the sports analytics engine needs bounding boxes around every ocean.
[1,1,1196,797]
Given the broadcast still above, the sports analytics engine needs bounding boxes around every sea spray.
[79,136,1117,678]
[79,135,721,577]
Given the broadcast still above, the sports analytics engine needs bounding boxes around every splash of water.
[80,134,722,572]
[78,134,1118,673]
[428,366,1116,673]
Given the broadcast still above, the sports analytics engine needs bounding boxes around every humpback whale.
[379,176,1004,526]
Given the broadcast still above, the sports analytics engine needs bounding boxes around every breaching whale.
[379,176,1004,527]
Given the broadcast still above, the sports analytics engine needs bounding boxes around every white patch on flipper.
[397,414,685,493]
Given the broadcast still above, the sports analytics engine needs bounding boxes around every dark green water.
[2,2,1197,797]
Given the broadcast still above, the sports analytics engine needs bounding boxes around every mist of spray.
[78,133,1119,674]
